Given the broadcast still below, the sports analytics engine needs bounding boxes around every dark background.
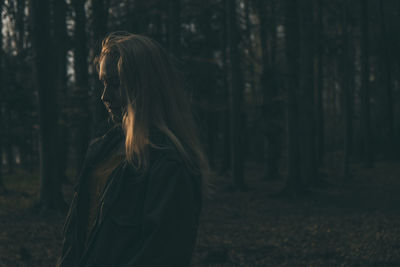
[1,0,400,266]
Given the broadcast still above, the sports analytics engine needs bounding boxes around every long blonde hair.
[95,31,214,198]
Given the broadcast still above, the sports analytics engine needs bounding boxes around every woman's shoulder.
[148,140,201,186]
[149,143,182,170]
[148,128,179,160]
[148,130,201,178]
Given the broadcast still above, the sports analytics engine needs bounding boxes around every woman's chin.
[109,112,122,124]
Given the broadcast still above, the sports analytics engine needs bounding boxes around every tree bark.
[168,0,181,58]
[31,0,65,211]
[53,0,69,185]
[5,113,14,174]
[315,0,324,169]
[282,0,304,194]
[226,0,245,190]
[73,0,91,173]
[0,0,5,192]
[360,0,373,167]
[379,0,395,159]
[221,0,230,174]
[300,0,317,186]
[257,0,281,180]
[342,0,353,180]
[14,0,25,57]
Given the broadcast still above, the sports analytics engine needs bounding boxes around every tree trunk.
[342,0,353,180]
[360,0,373,167]
[31,0,66,211]
[299,0,317,186]
[379,0,395,159]
[15,0,25,57]
[5,126,14,174]
[221,0,230,174]
[245,0,256,95]
[168,0,181,58]
[0,0,5,192]
[73,0,91,173]
[15,0,33,173]
[315,0,324,169]
[53,0,69,185]
[257,0,281,180]
[226,0,245,190]
[127,0,146,34]
[282,0,304,195]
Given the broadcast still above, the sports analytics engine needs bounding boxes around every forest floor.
[0,156,400,267]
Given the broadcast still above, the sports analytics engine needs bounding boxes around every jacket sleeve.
[56,191,80,267]
[124,159,202,267]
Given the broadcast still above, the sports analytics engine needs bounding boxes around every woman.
[57,32,211,267]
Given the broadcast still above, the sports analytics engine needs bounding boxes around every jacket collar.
[74,124,124,193]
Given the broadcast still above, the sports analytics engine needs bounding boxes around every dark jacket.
[57,125,203,267]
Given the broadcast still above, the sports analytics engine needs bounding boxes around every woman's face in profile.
[99,54,124,123]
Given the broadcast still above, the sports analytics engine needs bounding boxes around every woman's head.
[95,31,213,197]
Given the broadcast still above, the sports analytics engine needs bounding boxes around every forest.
[0,0,400,266]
